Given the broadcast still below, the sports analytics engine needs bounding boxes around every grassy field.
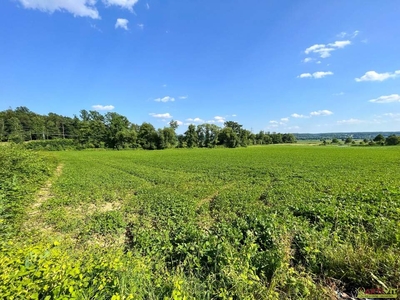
[1,146,400,299]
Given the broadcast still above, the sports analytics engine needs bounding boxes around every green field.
[1,146,400,299]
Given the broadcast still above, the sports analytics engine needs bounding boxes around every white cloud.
[369,94,400,104]
[313,71,333,79]
[176,120,183,126]
[304,40,351,58]
[305,44,325,54]
[214,116,225,123]
[103,0,139,11]
[328,40,351,48]
[186,117,204,123]
[115,18,129,30]
[146,3,150,9]
[383,113,400,118]
[232,114,237,117]
[17,0,100,18]
[138,23,144,29]
[337,118,363,125]
[92,104,115,111]
[150,113,173,118]
[298,73,312,78]
[179,96,188,99]
[269,120,279,124]
[291,113,307,118]
[298,71,333,79]
[281,118,289,122]
[155,96,175,102]
[303,57,313,63]
[355,70,400,82]
[310,110,333,116]
[316,61,321,64]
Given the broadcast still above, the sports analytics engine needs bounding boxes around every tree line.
[0,107,296,149]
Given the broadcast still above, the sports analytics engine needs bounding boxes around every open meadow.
[1,145,400,299]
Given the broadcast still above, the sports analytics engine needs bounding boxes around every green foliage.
[373,134,385,144]
[2,146,399,298]
[385,134,400,146]
[1,107,296,150]
[0,146,55,238]
[24,139,77,151]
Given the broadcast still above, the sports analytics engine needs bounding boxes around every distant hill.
[294,132,400,140]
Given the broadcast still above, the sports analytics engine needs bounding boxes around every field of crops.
[1,146,400,299]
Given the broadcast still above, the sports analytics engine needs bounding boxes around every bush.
[0,146,55,238]
[24,139,77,151]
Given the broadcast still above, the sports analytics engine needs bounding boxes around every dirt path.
[23,164,64,233]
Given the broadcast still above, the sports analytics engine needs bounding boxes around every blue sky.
[1,0,399,133]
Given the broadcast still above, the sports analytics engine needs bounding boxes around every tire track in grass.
[23,164,64,235]
[196,183,235,230]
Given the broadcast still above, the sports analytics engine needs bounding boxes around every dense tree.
[219,127,240,148]
[204,124,220,148]
[0,107,298,149]
[138,122,158,150]
[271,133,283,144]
[331,138,339,144]
[345,137,353,144]
[373,134,385,144]
[385,135,400,146]
[184,124,198,148]
[282,133,296,143]
[104,112,131,149]
[8,117,24,143]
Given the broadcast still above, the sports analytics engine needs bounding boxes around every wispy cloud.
[103,0,139,11]
[291,113,307,118]
[179,96,188,100]
[383,113,400,118]
[369,94,400,103]
[303,57,313,63]
[337,30,359,39]
[310,110,333,116]
[291,110,333,118]
[16,0,141,19]
[92,105,115,111]
[281,117,289,122]
[155,96,175,102]
[298,71,333,79]
[214,116,225,123]
[337,118,363,125]
[115,18,129,30]
[186,117,204,123]
[298,73,312,78]
[16,0,100,19]
[150,112,173,118]
[304,40,351,59]
[355,70,400,82]
[146,3,150,9]
[137,23,144,29]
